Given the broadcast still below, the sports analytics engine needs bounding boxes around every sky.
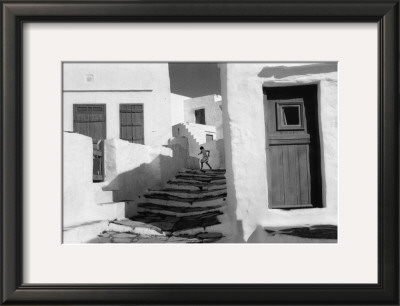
[168,63,221,98]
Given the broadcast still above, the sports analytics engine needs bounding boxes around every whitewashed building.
[63,63,192,241]
[219,63,338,240]
[171,94,225,169]
[63,63,173,146]
[63,62,337,243]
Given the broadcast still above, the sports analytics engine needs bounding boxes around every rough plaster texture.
[220,63,338,241]
[170,93,189,125]
[64,133,192,227]
[184,95,223,139]
[168,137,200,169]
[102,139,189,203]
[63,133,125,227]
[63,63,172,146]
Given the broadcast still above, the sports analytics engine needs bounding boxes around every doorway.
[264,85,322,209]
[73,104,106,182]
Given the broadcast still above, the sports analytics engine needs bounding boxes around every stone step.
[141,193,227,207]
[178,172,226,179]
[137,203,226,217]
[175,176,226,183]
[172,221,225,237]
[171,213,231,237]
[120,167,230,243]
[169,178,226,185]
[170,232,224,243]
[146,187,226,199]
[172,210,223,232]
[140,196,226,208]
[165,183,227,191]
[131,210,223,233]
[183,169,226,175]
[177,174,226,181]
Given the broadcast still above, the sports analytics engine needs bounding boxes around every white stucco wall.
[184,95,224,139]
[102,138,189,202]
[63,132,124,227]
[63,63,172,146]
[220,63,338,240]
[170,93,189,125]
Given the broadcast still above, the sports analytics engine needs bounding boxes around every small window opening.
[195,108,206,125]
[282,106,300,125]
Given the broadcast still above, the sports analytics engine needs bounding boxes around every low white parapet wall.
[102,138,189,202]
[63,132,193,228]
[63,132,125,227]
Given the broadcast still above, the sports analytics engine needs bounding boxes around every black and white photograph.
[62,62,338,244]
[3,0,398,304]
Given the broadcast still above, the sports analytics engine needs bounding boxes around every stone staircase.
[129,168,228,242]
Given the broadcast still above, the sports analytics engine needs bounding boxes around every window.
[73,104,106,182]
[120,104,144,144]
[276,101,305,131]
[73,104,106,142]
[281,105,301,125]
[195,108,206,125]
[206,134,214,142]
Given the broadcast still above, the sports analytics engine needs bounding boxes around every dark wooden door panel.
[268,144,312,208]
[298,145,311,204]
[265,85,321,209]
[268,146,285,205]
[73,104,106,182]
[120,104,144,144]
[73,104,106,143]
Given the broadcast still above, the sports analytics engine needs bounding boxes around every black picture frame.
[1,1,398,305]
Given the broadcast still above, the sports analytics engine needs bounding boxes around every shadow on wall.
[101,138,200,217]
[258,63,337,79]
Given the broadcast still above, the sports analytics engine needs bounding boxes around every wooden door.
[120,104,144,144]
[264,85,322,209]
[73,104,106,144]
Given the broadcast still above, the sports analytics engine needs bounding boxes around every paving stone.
[167,236,201,243]
[172,212,222,232]
[111,219,163,234]
[264,225,338,240]
[98,232,111,238]
[150,222,175,231]
[202,238,222,243]
[88,237,112,243]
[135,236,169,243]
[197,232,223,239]
[108,223,134,233]
[112,233,138,238]
[112,237,133,243]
